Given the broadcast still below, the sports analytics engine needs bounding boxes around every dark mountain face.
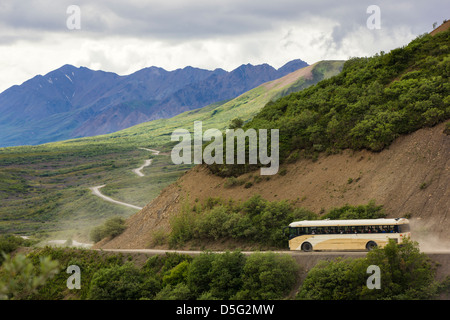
[0,59,308,147]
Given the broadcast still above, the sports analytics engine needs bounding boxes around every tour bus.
[286,218,411,251]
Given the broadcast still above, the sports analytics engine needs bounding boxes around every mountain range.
[0,59,308,147]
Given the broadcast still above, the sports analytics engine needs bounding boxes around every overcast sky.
[0,0,448,92]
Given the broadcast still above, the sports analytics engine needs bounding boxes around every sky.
[0,0,448,92]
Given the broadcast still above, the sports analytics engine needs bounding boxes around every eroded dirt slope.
[96,121,450,249]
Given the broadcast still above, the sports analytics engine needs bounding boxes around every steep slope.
[96,121,450,249]
[430,19,450,36]
[0,59,307,147]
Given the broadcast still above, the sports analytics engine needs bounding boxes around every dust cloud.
[409,218,450,253]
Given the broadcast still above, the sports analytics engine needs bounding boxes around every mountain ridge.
[0,59,308,147]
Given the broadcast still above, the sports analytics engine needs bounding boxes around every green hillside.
[0,61,343,239]
[253,31,449,158]
[210,30,450,177]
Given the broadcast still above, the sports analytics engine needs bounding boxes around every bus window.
[328,226,338,234]
[355,226,365,233]
[299,227,312,235]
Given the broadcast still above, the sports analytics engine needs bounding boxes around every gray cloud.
[0,0,449,92]
[1,0,448,42]
[0,0,442,39]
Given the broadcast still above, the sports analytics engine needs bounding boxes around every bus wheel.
[301,242,313,252]
[366,241,378,251]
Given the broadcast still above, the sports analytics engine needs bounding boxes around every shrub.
[444,122,450,135]
[223,177,245,188]
[297,238,442,300]
[236,252,299,299]
[88,263,158,300]
[169,210,198,247]
[151,229,169,246]
[90,217,127,243]
[0,235,31,265]
[209,251,245,300]
[321,200,386,220]
[363,238,440,299]
[0,253,59,300]
[229,117,244,129]
[187,252,215,297]
[154,283,193,300]
[162,260,190,286]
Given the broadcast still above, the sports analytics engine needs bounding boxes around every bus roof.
[288,218,409,228]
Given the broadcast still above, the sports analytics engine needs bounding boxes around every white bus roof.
[289,218,409,228]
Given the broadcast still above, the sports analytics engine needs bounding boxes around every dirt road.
[132,148,160,177]
[90,185,143,210]
[89,147,161,209]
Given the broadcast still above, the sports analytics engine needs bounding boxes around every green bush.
[209,251,245,300]
[23,247,127,299]
[229,117,244,129]
[444,122,450,135]
[236,252,299,299]
[321,200,386,220]
[88,263,159,300]
[297,238,442,300]
[90,216,127,243]
[187,252,215,296]
[154,283,193,300]
[223,177,245,188]
[0,235,32,265]
[162,260,190,286]
[297,257,364,300]
[0,253,59,300]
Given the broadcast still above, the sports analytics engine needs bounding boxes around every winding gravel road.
[89,185,143,210]
[89,147,161,210]
[132,148,160,177]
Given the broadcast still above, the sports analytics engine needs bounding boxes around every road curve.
[132,148,160,177]
[89,147,162,210]
[90,185,143,210]
[132,159,153,177]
